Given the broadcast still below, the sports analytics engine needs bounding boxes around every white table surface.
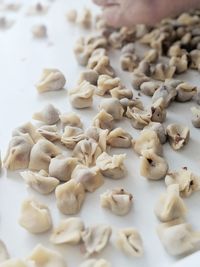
[0,0,200,266]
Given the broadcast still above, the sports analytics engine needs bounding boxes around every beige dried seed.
[107,128,132,148]
[4,134,34,170]
[71,165,104,192]
[32,104,60,125]
[140,149,168,180]
[19,199,52,234]
[36,69,66,93]
[78,70,99,85]
[144,122,166,144]
[140,80,162,96]
[154,184,187,222]
[74,37,94,66]
[20,170,59,195]
[120,98,144,113]
[80,259,111,267]
[0,240,9,263]
[69,81,95,109]
[73,138,102,167]
[59,113,83,129]
[132,129,163,156]
[66,9,77,23]
[152,85,177,108]
[136,60,151,76]
[78,8,92,28]
[190,49,200,70]
[157,219,200,256]
[93,110,114,130]
[110,87,133,100]
[132,72,151,90]
[101,188,133,216]
[81,224,112,257]
[126,107,151,130]
[50,217,84,245]
[12,122,43,143]
[32,24,47,38]
[191,106,200,128]
[165,168,200,197]
[85,127,108,152]
[92,56,115,77]
[150,98,167,123]
[169,55,188,74]
[26,244,67,267]
[115,228,143,257]
[176,82,197,102]
[168,43,184,58]
[49,155,78,182]
[55,180,85,215]
[28,139,61,172]
[61,126,85,149]
[96,74,121,96]
[120,54,139,72]
[37,125,61,142]
[144,49,158,63]
[108,31,123,49]
[87,48,107,70]
[166,123,190,150]
[96,152,126,179]
[121,43,135,55]
[152,63,176,81]
[99,98,124,120]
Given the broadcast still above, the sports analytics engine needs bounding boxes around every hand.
[93,0,200,27]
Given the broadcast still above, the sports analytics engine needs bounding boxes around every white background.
[0,0,200,266]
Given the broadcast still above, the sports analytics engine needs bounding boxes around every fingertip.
[102,6,123,27]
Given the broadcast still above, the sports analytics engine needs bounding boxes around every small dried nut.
[177,12,199,25]
[66,9,77,23]
[49,155,78,182]
[150,98,167,123]
[110,87,133,100]
[69,81,95,109]
[157,219,200,256]
[78,8,92,28]
[32,104,60,125]
[120,98,144,113]
[55,180,85,215]
[96,152,126,179]
[80,259,111,267]
[96,75,121,96]
[144,122,166,144]
[78,70,99,85]
[27,3,49,15]
[108,31,123,49]
[140,80,162,96]
[32,24,47,38]
[164,78,183,89]
[93,110,114,130]
[50,217,84,245]
[154,184,187,222]
[191,106,200,128]
[99,98,124,120]
[152,85,177,108]
[61,126,85,149]
[169,55,188,74]
[71,165,104,192]
[12,122,43,143]
[20,170,59,194]
[26,244,67,267]
[100,188,133,216]
[176,82,197,102]
[87,48,107,70]
[37,125,60,142]
[165,168,200,197]
[132,72,151,90]
[74,37,94,66]
[36,69,66,93]
[73,139,102,167]
[121,43,135,54]
[195,89,200,105]
[92,56,114,77]
[136,60,151,76]
[29,139,61,172]
[0,240,9,263]
[85,127,108,152]
[120,54,139,72]
[144,49,158,63]
[81,224,112,257]
[115,228,143,257]
[152,63,176,81]
[19,199,52,234]
[140,149,168,180]
[107,128,132,148]
[132,129,163,156]
[126,107,151,130]
[166,123,190,150]
[4,135,34,170]
[190,50,200,70]
[59,113,83,129]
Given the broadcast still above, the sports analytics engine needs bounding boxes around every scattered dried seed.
[32,104,60,125]
[191,106,200,128]
[166,123,190,150]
